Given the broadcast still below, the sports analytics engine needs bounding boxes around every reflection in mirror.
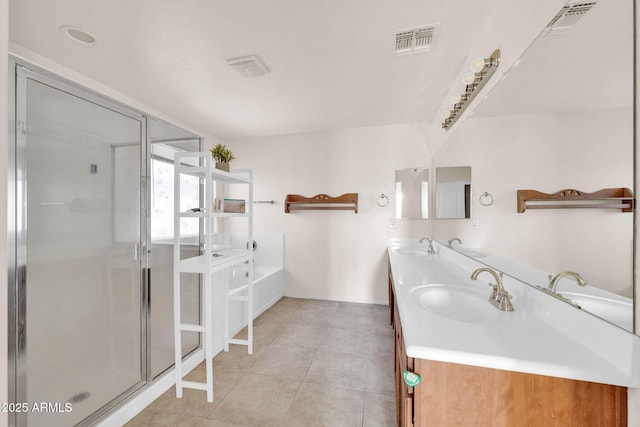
[395,168,428,219]
[431,0,634,332]
[435,166,471,219]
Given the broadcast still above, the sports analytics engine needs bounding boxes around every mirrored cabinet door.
[395,168,429,219]
[435,166,471,219]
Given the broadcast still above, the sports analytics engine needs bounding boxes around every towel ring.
[479,192,494,206]
[377,193,389,207]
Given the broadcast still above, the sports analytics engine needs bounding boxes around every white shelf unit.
[173,152,253,402]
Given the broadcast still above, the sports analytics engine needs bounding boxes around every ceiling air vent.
[226,55,270,78]
[543,1,596,35]
[394,24,438,55]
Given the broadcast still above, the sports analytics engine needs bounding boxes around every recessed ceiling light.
[60,25,96,45]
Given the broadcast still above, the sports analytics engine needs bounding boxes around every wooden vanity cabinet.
[389,265,627,427]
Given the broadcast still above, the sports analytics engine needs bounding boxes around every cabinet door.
[394,303,414,427]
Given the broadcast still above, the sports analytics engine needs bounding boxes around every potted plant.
[210,143,235,172]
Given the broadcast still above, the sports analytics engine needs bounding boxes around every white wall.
[433,108,633,297]
[223,123,432,304]
[1,0,7,424]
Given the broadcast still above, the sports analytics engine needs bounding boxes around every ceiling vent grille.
[394,24,438,55]
[226,55,270,78]
[543,1,596,35]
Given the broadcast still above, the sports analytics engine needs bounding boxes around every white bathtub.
[226,232,284,336]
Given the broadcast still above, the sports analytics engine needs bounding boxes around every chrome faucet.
[537,271,588,307]
[448,237,462,248]
[419,237,435,254]
[470,267,514,312]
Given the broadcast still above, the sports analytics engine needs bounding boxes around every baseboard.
[282,293,389,305]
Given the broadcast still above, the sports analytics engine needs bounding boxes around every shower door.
[11,67,146,426]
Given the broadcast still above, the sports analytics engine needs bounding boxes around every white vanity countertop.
[388,239,640,388]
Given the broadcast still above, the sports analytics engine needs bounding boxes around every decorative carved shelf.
[284,193,358,213]
[516,188,633,213]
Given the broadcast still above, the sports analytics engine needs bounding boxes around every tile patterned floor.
[125,297,396,427]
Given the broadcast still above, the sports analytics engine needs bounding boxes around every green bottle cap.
[403,370,421,387]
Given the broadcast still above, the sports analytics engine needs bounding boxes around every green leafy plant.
[210,143,236,163]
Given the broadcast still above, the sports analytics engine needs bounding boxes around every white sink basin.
[410,284,496,323]
[395,247,430,256]
[562,292,633,330]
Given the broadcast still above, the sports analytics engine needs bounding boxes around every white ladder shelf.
[173,152,254,402]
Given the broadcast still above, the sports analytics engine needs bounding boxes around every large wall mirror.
[431,0,634,332]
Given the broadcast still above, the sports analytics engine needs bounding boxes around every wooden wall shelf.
[284,193,358,213]
[516,188,633,213]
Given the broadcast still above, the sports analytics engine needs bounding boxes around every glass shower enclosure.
[8,61,201,426]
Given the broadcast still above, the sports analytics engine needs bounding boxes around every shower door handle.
[144,267,151,311]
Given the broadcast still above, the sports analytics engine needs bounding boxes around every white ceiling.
[10,0,584,139]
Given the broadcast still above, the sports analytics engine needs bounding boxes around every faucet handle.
[489,284,498,299]
[498,289,513,299]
